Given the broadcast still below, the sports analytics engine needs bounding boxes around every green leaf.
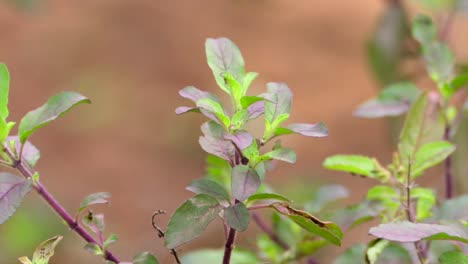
[0,119,15,146]
[412,141,455,178]
[330,201,383,231]
[240,96,263,109]
[103,234,118,250]
[424,42,455,85]
[262,147,296,164]
[84,243,103,256]
[354,82,421,118]
[245,193,292,205]
[439,251,468,264]
[0,64,10,119]
[133,252,159,264]
[412,14,437,45]
[242,72,258,92]
[399,93,444,171]
[367,5,408,85]
[165,194,223,249]
[78,192,111,213]
[366,239,390,264]
[436,195,468,220]
[18,91,91,144]
[205,38,246,95]
[323,155,388,181]
[256,234,283,262]
[186,179,230,203]
[231,165,260,201]
[366,186,400,218]
[445,73,468,98]
[181,249,258,264]
[272,203,343,246]
[196,98,230,128]
[411,187,436,221]
[31,236,63,264]
[230,109,248,130]
[369,221,468,244]
[334,244,366,264]
[0,173,33,224]
[225,202,250,231]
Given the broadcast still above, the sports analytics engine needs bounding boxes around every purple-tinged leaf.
[225,202,250,231]
[263,148,296,164]
[201,121,224,139]
[264,82,292,124]
[205,38,245,94]
[231,165,260,201]
[246,101,264,120]
[78,192,111,213]
[0,173,32,224]
[175,106,200,115]
[196,98,230,128]
[369,221,468,243]
[179,86,221,103]
[224,132,253,150]
[276,122,328,137]
[7,136,40,168]
[165,194,223,249]
[186,179,230,202]
[354,82,421,118]
[199,135,235,162]
[18,91,91,144]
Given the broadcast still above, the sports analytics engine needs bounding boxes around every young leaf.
[245,193,292,205]
[103,234,118,250]
[165,194,223,249]
[264,82,292,125]
[399,93,444,170]
[181,249,258,264]
[205,38,246,95]
[224,132,253,150]
[439,251,468,264]
[176,86,222,115]
[7,136,40,168]
[275,122,328,137]
[0,118,15,146]
[0,173,32,224]
[272,203,343,246]
[133,252,159,264]
[411,187,436,221]
[225,202,250,231]
[354,82,421,118]
[78,192,111,213]
[186,178,230,202]
[240,96,263,109]
[84,243,103,256]
[369,221,468,244]
[246,101,264,120]
[323,155,387,181]
[231,165,260,201]
[196,98,230,128]
[262,147,297,164]
[18,91,91,144]
[412,141,455,178]
[0,64,10,119]
[31,235,63,264]
[412,14,437,45]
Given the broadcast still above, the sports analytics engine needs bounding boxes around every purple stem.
[444,126,454,199]
[223,200,239,264]
[15,160,120,263]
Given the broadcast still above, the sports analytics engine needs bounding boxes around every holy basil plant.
[324,14,468,263]
[169,37,341,263]
[0,64,157,264]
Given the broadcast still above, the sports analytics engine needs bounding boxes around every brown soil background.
[0,1,462,263]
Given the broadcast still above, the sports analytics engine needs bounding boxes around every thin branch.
[252,212,289,250]
[151,211,181,264]
[4,147,120,263]
[223,200,240,264]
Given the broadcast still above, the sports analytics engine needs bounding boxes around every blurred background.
[0,0,466,263]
